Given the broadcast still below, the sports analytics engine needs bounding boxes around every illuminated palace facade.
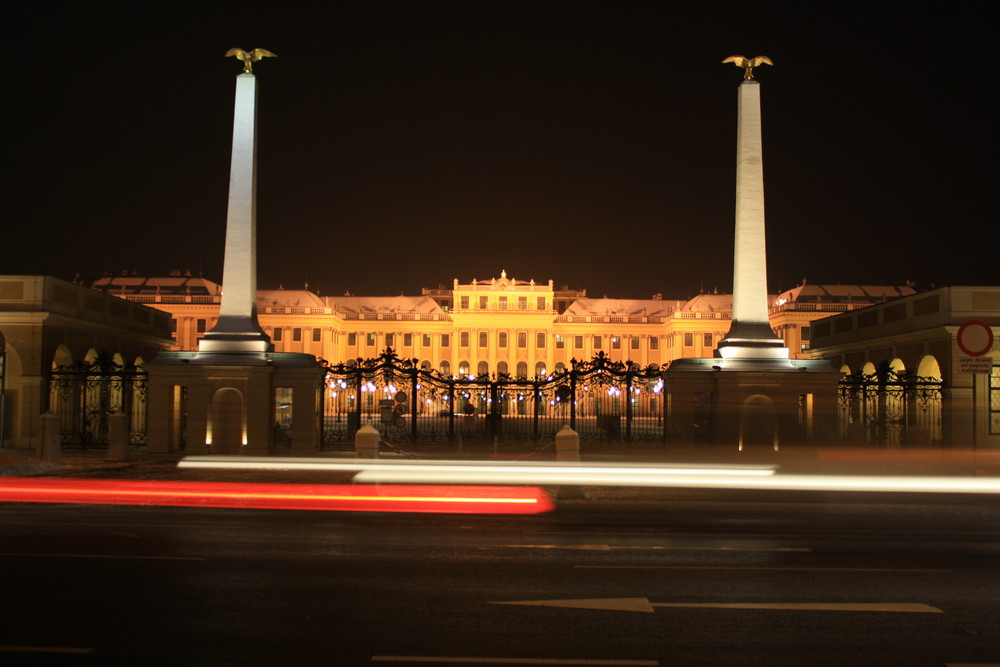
[93,270,915,376]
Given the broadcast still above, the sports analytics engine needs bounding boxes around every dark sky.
[5,2,995,299]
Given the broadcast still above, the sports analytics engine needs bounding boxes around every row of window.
[172,319,325,344]
[440,360,563,378]
[458,295,548,311]
[174,321,721,352]
[344,332,664,350]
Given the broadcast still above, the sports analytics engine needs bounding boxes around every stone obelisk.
[716,62,788,361]
[199,70,271,354]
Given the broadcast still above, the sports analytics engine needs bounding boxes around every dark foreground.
[1,482,998,666]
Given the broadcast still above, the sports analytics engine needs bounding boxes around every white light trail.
[176,456,1000,494]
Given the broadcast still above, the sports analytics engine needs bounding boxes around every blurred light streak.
[176,457,1000,493]
[0,478,553,514]
[349,470,1000,493]
[178,456,776,478]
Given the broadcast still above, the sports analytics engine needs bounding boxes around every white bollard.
[355,424,380,458]
[555,424,580,462]
[39,411,63,465]
[106,411,130,462]
[554,425,586,500]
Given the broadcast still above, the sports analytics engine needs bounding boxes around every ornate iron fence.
[48,353,148,449]
[319,349,666,450]
[837,361,943,448]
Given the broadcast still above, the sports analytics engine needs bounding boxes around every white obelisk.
[716,76,788,360]
[199,72,271,354]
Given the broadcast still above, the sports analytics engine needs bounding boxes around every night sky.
[5,2,995,300]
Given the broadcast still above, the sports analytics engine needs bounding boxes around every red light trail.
[0,478,554,514]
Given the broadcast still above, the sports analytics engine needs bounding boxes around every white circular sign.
[957,320,994,357]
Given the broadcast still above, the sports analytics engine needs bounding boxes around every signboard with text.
[959,356,993,375]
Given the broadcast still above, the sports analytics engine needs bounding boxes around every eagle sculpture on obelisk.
[225,47,277,74]
[722,55,773,81]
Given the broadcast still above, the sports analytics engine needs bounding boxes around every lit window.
[460,296,470,309]
[518,296,527,310]
[611,336,621,349]
[537,297,546,310]
[499,296,508,310]
[555,335,565,349]
[479,296,488,309]
[366,333,376,346]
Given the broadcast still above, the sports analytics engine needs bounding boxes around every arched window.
[458,361,470,377]
[535,362,547,378]
[439,360,451,376]
[554,362,566,373]
[497,361,509,375]
[477,361,489,376]
[420,360,431,371]
[516,361,528,379]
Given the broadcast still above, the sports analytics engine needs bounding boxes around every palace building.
[92,270,916,376]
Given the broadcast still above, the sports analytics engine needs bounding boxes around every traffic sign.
[959,357,993,374]
[957,320,994,357]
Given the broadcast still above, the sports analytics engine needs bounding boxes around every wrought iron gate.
[837,361,943,447]
[319,349,666,450]
[49,353,148,449]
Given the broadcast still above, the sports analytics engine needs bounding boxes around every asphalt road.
[1,487,998,666]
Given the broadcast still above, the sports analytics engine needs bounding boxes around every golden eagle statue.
[722,55,773,80]
[225,48,277,74]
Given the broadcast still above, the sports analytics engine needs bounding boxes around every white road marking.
[651,602,943,613]
[500,544,612,551]
[611,545,812,552]
[492,597,943,613]
[492,598,656,612]
[498,544,809,552]
[372,655,658,664]
[0,552,204,561]
[0,646,93,653]
[576,565,946,572]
